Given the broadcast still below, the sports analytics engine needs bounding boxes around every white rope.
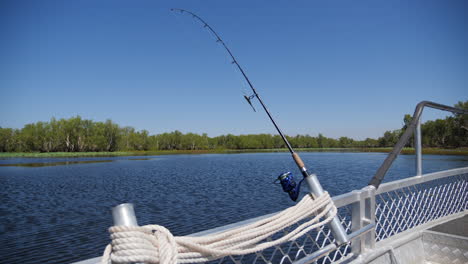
[101,192,337,264]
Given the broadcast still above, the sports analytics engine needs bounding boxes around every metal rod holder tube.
[305,174,349,244]
[415,119,422,176]
[112,203,138,226]
[111,203,142,264]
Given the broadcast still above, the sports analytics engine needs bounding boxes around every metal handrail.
[368,101,468,189]
[191,167,467,261]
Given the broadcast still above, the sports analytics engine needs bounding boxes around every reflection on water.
[0,153,466,264]
[0,160,115,167]
[0,157,153,167]
[422,157,468,162]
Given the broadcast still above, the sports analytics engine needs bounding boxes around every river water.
[0,152,467,263]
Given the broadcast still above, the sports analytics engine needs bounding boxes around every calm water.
[0,152,467,263]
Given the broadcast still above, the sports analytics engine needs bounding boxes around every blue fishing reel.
[275,172,304,202]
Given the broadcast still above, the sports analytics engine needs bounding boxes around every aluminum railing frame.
[109,167,467,264]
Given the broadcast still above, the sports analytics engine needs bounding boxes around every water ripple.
[0,153,466,263]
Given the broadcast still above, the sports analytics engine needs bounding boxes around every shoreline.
[1,147,467,158]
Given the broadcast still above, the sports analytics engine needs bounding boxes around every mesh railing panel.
[317,205,352,264]
[375,173,468,242]
[205,205,353,264]
[193,170,467,264]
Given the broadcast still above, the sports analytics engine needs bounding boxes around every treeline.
[378,101,467,148]
[0,101,466,153]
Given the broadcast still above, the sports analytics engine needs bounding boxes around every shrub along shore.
[0,147,467,158]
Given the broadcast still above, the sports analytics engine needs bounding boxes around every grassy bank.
[355,147,468,155]
[0,150,224,158]
[227,147,468,155]
[0,147,467,158]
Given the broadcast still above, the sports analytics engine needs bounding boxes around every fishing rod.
[170,9,312,201]
[171,8,351,245]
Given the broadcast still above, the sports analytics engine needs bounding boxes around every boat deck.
[353,214,468,264]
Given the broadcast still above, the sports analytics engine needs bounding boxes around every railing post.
[363,186,376,250]
[351,186,376,255]
[351,190,365,255]
[415,119,422,176]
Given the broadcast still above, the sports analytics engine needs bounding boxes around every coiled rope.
[101,192,336,264]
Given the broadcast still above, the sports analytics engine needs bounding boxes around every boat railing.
[176,167,466,264]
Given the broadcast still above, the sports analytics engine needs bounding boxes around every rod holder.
[112,203,138,226]
[305,174,349,244]
[111,203,142,264]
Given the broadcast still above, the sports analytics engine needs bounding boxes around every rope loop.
[102,192,337,264]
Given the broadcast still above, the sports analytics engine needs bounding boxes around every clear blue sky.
[1,0,466,139]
